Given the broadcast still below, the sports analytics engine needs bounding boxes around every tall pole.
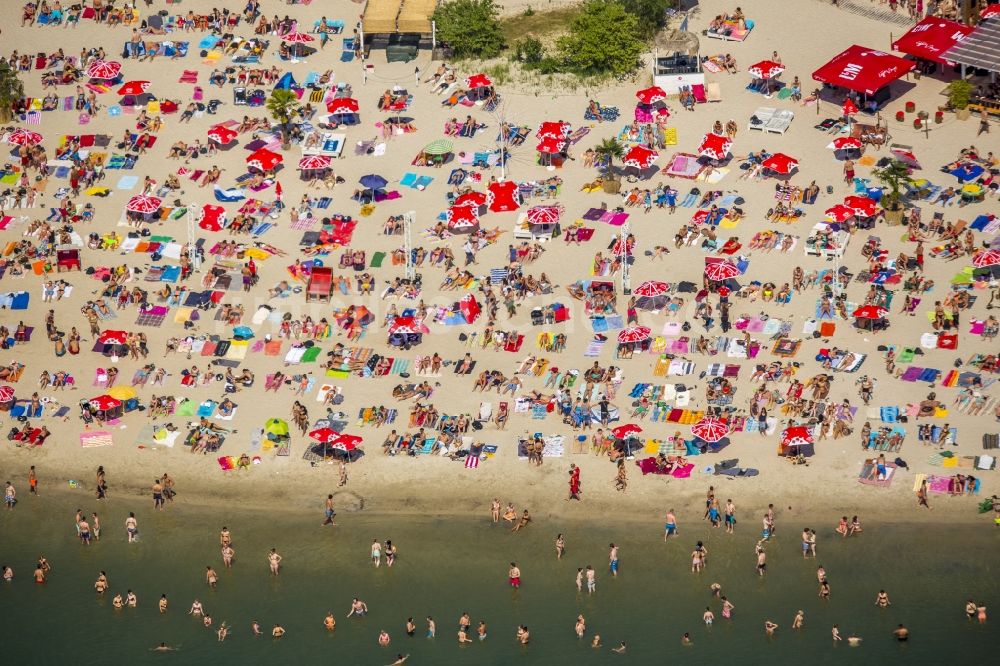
[186,204,201,271]
[620,220,631,295]
[403,210,415,280]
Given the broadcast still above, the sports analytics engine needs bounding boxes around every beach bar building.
[361,0,438,61]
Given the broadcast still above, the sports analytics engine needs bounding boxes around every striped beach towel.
[465,455,479,469]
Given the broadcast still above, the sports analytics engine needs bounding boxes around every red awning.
[891,17,973,65]
[811,45,915,95]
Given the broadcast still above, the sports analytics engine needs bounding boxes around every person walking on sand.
[4,482,15,509]
[917,478,931,509]
[979,109,990,137]
[268,548,282,575]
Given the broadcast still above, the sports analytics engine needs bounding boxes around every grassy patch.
[499,4,583,45]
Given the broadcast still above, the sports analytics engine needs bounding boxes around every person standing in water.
[586,565,596,594]
[371,539,382,567]
[206,566,218,588]
[323,494,337,526]
[722,596,734,619]
[268,548,282,575]
[664,509,678,540]
[509,562,521,589]
[832,625,842,641]
[125,512,138,543]
[426,617,436,638]
[724,499,736,533]
[490,499,500,523]
[221,543,235,568]
[764,620,778,636]
[555,534,566,560]
[792,610,804,629]
[575,614,586,638]
[608,543,619,577]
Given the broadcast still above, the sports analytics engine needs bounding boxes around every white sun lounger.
[748,107,775,132]
[764,109,795,134]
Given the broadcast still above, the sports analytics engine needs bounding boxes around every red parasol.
[459,293,481,324]
[486,180,520,213]
[536,136,564,154]
[327,433,362,451]
[843,195,878,217]
[308,427,340,443]
[983,4,1000,18]
[697,133,732,161]
[298,154,332,170]
[125,194,162,214]
[246,148,282,171]
[827,136,862,150]
[622,145,659,169]
[526,206,561,225]
[326,97,359,115]
[207,125,238,145]
[454,191,488,207]
[691,417,730,443]
[281,31,314,43]
[617,326,651,343]
[446,204,479,225]
[972,249,1000,268]
[197,205,226,231]
[704,259,741,281]
[98,330,128,345]
[388,317,429,334]
[536,121,571,140]
[89,395,123,411]
[761,152,799,175]
[0,385,14,402]
[6,128,43,146]
[781,426,814,447]
[842,97,859,116]
[466,73,493,89]
[633,280,669,297]
[86,60,122,80]
[635,86,668,105]
[890,147,921,168]
[747,59,785,79]
[117,80,150,95]
[824,204,856,222]
[852,305,888,319]
[611,424,643,439]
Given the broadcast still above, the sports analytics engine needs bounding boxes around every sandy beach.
[0,0,998,661]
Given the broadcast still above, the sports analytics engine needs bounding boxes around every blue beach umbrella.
[359,174,388,190]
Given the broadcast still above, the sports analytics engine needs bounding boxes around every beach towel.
[80,431,113,448]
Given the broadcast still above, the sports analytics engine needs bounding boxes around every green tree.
[594,137,625,173]
[265,88,300,149]
[433,0,505,59]
[620,0,673,38]
[557,1,645,77]
[0,61,25,123]
[872,159,913,211]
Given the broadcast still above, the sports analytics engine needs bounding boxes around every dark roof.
[942,18,1000,72]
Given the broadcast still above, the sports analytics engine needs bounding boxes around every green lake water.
[0,492,997,665]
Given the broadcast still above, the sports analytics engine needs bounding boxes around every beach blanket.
[636,457,695,477]
[80,431,113,448]
[858,460,898,487]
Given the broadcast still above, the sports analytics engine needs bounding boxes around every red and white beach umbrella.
[852,305,888,319]
[635,85,668,105]
[281,31,315,43]
[246,148,282,171]
[973,249,1000,268]
[536,121,571,140]
[824,204,856,223]
[308,427,340,443]
[98,330,128,345]
[125,195,162,214]
[466,73,493,89]
[454,191,488,207]
[691,416,730,443]
[298,154,332,170]
[781,426,814,448]
[197,205,226,232]
[748,59,785,79]
[0,385,15,402]
[704,259,741,281]
[207,125,238,145]
[487,180,520,213]
[617,326,651,343]
[526,206,561,225]
[981,4,1000,19]
[326,97,359,115]
[827,136,862,150]
[622,145,659,169]
[6,128,43,146]
[611,424,643,439]
[117,80,150,95]
[890,146,921,168]
[633,280,669,297]
[446,204,479,226]
[89,395,122,411]
[328,433,362,452]
[86,60,122,80]
[761,152,798,175]
[842,97,859,117]
[843,195,878,217]
[536,136,564,154]
[697,133,732,160]
[388,317,429,335]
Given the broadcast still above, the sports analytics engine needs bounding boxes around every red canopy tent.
[983,4,1000,19]
[697,133,732,161]
[811,45,915,95]
[207,125,238,146]
[246,148,282,172]
[761,153,798,175]
[622,145,659,170]
[891,16,973,65]
[446,204,480,233]
[454,191,487,208]
[487,180,520,213]
[536,121,571,140]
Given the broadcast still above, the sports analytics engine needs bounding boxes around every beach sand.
[0,0,996,532]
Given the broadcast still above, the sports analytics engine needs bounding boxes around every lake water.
[0,491,996,664]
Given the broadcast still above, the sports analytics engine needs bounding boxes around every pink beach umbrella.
[86,60,122,80]
[6,128,43,146]
[617,326,651,343]
[298,154,332,170]
[697,133,732,161]
[691,417,729,443]
[704,259,740,281]
[632,280,669,297]
[973,249,1000,268]
[125,195,162,214]
[526,206,561,225]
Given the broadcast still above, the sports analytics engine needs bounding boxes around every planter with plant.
[266,89,301,150]
[873,159,913,225]
[946,79,973,120]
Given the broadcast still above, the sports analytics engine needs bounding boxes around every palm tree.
[593,137,624,174]
[265,89,301,150]
[0,61,25,123]
[872,159,913,213]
